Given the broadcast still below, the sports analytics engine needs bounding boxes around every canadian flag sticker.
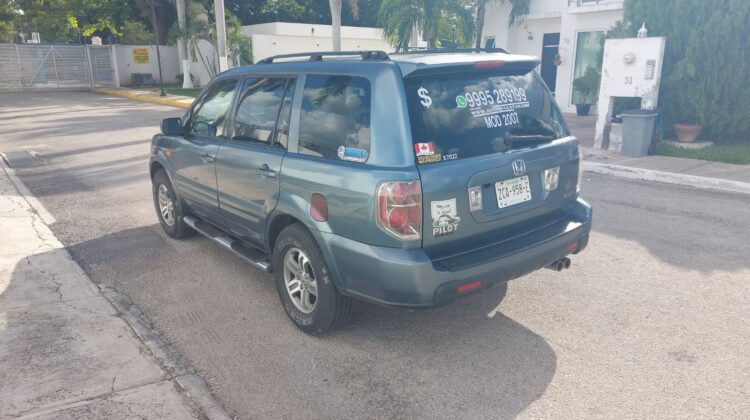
[414,142,435,156]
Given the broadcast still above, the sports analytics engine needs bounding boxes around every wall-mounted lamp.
[524,25,533,40]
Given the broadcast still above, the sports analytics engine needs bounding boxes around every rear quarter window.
[298,75,371,163]
[405,72,569,164]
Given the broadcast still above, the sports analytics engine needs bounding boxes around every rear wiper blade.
[505,133,556,143]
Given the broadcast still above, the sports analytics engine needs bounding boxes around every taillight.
[474,60,505,69]
[577,144,583,193]
[377,181,421,240]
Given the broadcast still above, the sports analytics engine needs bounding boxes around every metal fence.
[0,44,117,92]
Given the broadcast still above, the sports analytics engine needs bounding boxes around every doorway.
[540,33,560,94]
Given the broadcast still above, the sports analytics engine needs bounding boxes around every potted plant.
[572,65,601,116]
[553,53,562,66]
[670,98,703,142]
[666,64,704,142]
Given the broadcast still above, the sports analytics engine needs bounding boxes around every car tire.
[273,224,353,334]
[152,169,193,239]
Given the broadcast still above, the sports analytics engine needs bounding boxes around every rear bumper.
[315,198,592,308]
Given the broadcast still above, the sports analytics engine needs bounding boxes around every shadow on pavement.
[63,225,557,419]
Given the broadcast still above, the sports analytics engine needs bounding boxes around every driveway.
[1,92,748,419]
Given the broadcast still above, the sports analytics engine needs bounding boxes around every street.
[1,92,749,419]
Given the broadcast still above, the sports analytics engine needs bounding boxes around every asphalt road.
[2,92,748,419]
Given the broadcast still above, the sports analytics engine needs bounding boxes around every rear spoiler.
[399,59,540,79]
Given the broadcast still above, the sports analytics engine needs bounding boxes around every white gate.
[0,44,118,91]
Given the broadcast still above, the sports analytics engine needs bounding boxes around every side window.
[233,77,289,145]
[189,80,237,137]
[274,80,295,149]
[298,75,371,162]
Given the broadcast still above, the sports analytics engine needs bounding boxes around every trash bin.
[620,109,658,157]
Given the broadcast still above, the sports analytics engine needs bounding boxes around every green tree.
[378,0,475,51]
[10,0,139,43]
[170,1,251,77]
[119,19,154,44]
[474,0,529,49]
[625,0,750,139]
[221,0,381,28]
[0,1,19,42]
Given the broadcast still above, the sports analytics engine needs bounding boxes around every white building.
[483,0,624,113]
[243,22,393,63]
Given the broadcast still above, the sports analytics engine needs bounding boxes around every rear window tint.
[298,75,371,162]
[405,72,569,164]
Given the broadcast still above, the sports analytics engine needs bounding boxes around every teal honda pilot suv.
[150,49,592,334]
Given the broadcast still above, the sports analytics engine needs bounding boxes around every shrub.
[572,66,601,105]
[625,0,750,140]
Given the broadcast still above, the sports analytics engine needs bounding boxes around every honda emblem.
[512,160,526,176]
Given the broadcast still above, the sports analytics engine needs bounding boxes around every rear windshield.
[404,72,569,164]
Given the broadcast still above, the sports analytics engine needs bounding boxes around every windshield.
[404,71,569,164]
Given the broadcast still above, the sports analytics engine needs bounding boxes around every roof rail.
[257,50,390,64]
[395,47,510,55]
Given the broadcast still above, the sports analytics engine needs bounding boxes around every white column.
[214,0,229,71]
[176,0,193,88]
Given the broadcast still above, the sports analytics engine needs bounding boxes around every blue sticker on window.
[337,146,368,163]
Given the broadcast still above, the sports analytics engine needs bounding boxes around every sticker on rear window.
[414,142,435,156]
[417,154,441,164]
[337,146,368,163]
[431,198,461,237]
[417,86,432,108]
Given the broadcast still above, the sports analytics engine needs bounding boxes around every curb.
[1,159,232,420]
[583,161,750,196]
[101,285,233,420]
[95,88,193,109]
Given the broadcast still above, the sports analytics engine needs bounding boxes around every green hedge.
[625,0,750,141]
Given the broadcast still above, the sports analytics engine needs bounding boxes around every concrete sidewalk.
[583,147,750,196]
[0,163,211,418]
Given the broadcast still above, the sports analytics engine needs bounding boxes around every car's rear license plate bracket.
[495,175,532,208]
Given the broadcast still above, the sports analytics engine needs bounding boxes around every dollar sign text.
[418,86,432,108]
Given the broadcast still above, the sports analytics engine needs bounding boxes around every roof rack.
[257,50,390,64]
[395,47,510,55]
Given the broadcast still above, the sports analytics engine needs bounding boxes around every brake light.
[377,181,421,240]
[474,60,505,69]
[577,144,583,193]
[457,280,482,293]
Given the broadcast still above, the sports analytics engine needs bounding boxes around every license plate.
[495,176,532,208]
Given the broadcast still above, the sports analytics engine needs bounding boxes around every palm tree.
[475,0,530,49]
[329,0,359,51]
[379,0,475,51]
[175,0,192,88]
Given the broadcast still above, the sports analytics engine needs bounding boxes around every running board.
[183,215,272,273]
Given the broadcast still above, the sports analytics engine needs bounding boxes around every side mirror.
[161,118,183,136]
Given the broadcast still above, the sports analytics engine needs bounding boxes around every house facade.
[483,0,624,114]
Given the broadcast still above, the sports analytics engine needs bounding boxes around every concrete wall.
[113,45,179,86]
[184,39,219,87]
[244,22,392,62]
[483,0,625,113]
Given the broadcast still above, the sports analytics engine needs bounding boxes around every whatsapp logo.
[456,95,468,108]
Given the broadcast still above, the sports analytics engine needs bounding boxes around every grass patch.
[655,142,750,165]
[145,87,202,97]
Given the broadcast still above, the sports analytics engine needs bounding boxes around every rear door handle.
[200,153,215,163]
[256,164,277,178]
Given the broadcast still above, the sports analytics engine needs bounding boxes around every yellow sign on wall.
[132,48,150,64]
